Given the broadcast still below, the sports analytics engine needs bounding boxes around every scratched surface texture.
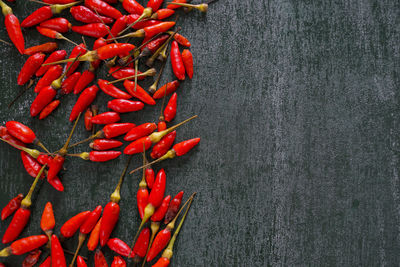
[0,0,399,266]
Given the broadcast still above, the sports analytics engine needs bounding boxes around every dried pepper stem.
[107,68,156,84]
[21,165,47,208]
[110,155,133,203]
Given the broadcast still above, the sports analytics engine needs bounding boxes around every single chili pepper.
[111,256,126,267]
[1,194,23,221]
[22,249,42,267]
[107,238,133,257]
[30,86,57,117]
[84,108,93,131]
[147,0,163,12]
[164,191,183,224]
[166,1,208,12]
[107,68,156,85]
[72,23,110,38]
[151,8,174,20]
[24,42,57,56]
[141,34,169,55]
[152,80,180,99]
[77,255,88,267]
[107,99,144,113]
[171,32,191,47]
[74,70,95,94]
[39,100,60,119]
[170,41,185,80]
[137,151,149,219]
[107,15,127,39]
[133,228,150,262]
[181,49,193,78]
[71,6,113,24]
[98,79,132,99]
[108,67,145,81]
[21,2,79,28]
[90,139,123,150]
[34,65,63,93]
[85,0,122,19]
[70,205,102,267]
[61,71,81,94]
[48,176,64,191]
[60,211,91,238]
[152,195,171,222]
[151,131,176,159]
[70,85,99,121]
[39,18,71,33]
[124,115,196,155]
[36,26,80,47]
[121,0,144,15]
[0,0,24,54]
[0,126,25,149]
[91,37,108,70]
[87,217,102,251]
[36,50,66,77]
[69,150,122,162]
[18,53,46,85]
[39,256,51,267]
[94,249,108,267]
[124,123,157,141]
[0,235,48,256]
[2,165,46,244]
[145,167,155,189]
[164,93,177,122]
[5,121,49,152]
[40,202,55,239]
[20,151,45,178]
[91,112,121,125]
[66,43,87,76]
[124,80,155,105]
[130,137,201,174]
[113,21,175,40]
[51,235,66,267]
[126,14,161,30]
[166,0,186,9]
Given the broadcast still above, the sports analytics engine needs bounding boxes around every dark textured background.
[0,0,399,266]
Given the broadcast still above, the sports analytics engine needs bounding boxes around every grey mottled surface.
[0,0,399,266]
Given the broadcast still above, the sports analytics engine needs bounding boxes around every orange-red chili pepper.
[99,202,120,247]
[0,235,48,256]
[61,71,81,94]
[60,211,91,238]
[5,121,38,145]
[107,99,144,113]
[20,151,45,178]
[51,234,66,267]
[87,217,102,251]
[170,41,185,80]
[21,2,77,28]
[70,85,99,122]
[90,139,123,150]
[71,6,114,24]
[173,32,190,47]
[0,126,25,149]
[18,53,46,85]
[84,108,93,131]
[166,0,187,9]
[99,80,132,99]
[142,21,175,38]
[85,0,122,20]
[109,67,144,80]
[124,80,156,105]
[111,256,126,267]
[153,80,180,99]
[164,93,177,122]
[1,194,23,221]
[126,14,161,30]
[124,123,157,142]
[66,43,86,76]
[103,123,136,138]
[108,15,128,39]
[91,112,120,124]
[72,23,110,38]
[152,195,170,222]
[164,191,183,224]
[94,249,108,267]
[40,202,55,238]
[34,65,63,93]
[74,70,95,94]
[121,0,144,15]
[36,50,66,77]
[133,227,150,259]
[152,257,169,267]
[22,249,42,267]
[39,256,51,267]
[39,100,60,119]
[147,0,164,12]
[181,49,193,78]
[153,9,174,20]
[0,1,24,54]
[77,255,88,267]
[39,17,71,33]
[141,34,169,54]
[24,42,58,56]
[151,131,176,159]
[107,238,133,257]
[30,86,57,117]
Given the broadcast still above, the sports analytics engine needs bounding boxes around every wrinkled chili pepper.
[39,17,71,33]
[22,249,41,267]
[124,123,157,142]
[87,217,102,251]
[94,249,108,267]
[170,41,185,80]
[151,131,176,159]
[85,0,122,20]
[60,211,91,238]
[71,6,113,24]
[151,8,175,20]
[24,42,58,56]
[111,256,126,267]
[69,85,99,122]
[21,2,78,27]
[99,79,132,99]
[152,80,180,99]
[51,234,66,267]
[164,191,183,224]
[18,53,46,85]
[36,50,66,76]
[77,255,88,267]
[164,93,177,122]
[39,100,60,119]
[1,194,23,221]
[61,71,81,94]
[124,80,156,105]
[107,238,133,257]
[107,99,144,113]
[40,202,55,239]
[0,0,24,54]
[0,235,48,256]
[72,23,110,38]
[34,65,63,93]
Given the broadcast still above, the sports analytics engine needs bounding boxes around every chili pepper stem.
[0,247,11,257]
[8,79,34,108]
[58,112,81,156]
[57,34,80,48]
[67,130,104,149]
[0,138,41,158]
[134,50,140,92]
[149,115,198,143]
[149,57,168,93]
[118,8,152,36]
[107,68,156,84]
[130,149,176,174]
[166,2,208,12]
[146,27,180,67]
[21,164,47,208]
[110,155,133,203]
[140,221,159,267]
[69,233,86,267]
[107,29,145,41]
[35,141,51,154]
[42,51,95,66]
[0,0,12,16]
[51,52,83,89]
[129,205,154,257]
[50,1,82,14]
[0,38,12,46]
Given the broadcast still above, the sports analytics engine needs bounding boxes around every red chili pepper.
[170,41,185,80]
[74,70,95,94]
[20,151,45,178]
[39,256,51,267]
[146,229,171,261]
[151,195,171,222]
[5,121,37,144]
[124,123,157,142]
[91,38,108,70]
[150,131,176,159]
[36,50,66,76]
[94,249,108,267]
[60,211,91,238]
[1,194,23,221]
[47,154,65,181]
[0,1,24,54]
[97,43,135,60]
[152,257,170,267]
[77,255,88,267]
[24,42,58,56]
[149,169,166,208]
[111,256,126,267]
[22,249,42,267]
[36,154,52,165]
[164,93,177,122]
[152,80,180,99]
[0,126,26,149]
[141,34,168,54]
[21,3,77,28]
[87,217,102,251]
[84,108,93,131]
[39,100,60,120]
[40,202,55,237]
[66,43,86,76]
[48,176,64,192]
[144,21,175,38]
[181,49,193,78]
[61,71,81,94]
[39,17,71,33]
[103,123,135,138]
[100,202,120,247]
[136,181,148,220]
[72,23,110,38]
[98,79,132,99]
[145,168,155,189]
[164,191,183,224]
[91,112,120,124]
[133,228,150,259]
[0,235,48,256]
[166,0,187,9]
[107,99,144,113]
[152,8,174,20]
[90,139,123,150]
[126,14,161,30]
[108,15,127,39]
[71,6,113,24]
[30,86,57,117]
[74,150,121,162]
[51,235,66,267]
[70,85,99,122]
[85,0,122,20]
[173,138,200,156]
[107,238,133,257]
[109,67,144,80]
[147,0,164,12]
[121,0,144,15]
[18,53,46,85]
[34,65,63,93]
[124,80,156,105]
[173,32,190,47]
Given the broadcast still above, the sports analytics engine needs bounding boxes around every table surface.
[0,0,399,266]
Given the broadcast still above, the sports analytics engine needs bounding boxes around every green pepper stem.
[67,130,104,149]
[140,221,160,267]
[149,115,198,143]
[69,233,86,267]
[129,149,176,175]
[118,8,152,36]
[0,138,41,158]
[21,164,47,208]
[107,68,156,84]
[59,112,81,155]
[110,155,133,203]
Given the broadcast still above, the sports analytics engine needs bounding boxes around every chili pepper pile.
[0,0,214,265]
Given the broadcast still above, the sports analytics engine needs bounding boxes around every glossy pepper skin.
[84,108,93,131]
[143,21,175,39]
[87,217,102,251]
[99,202,120,246]
[18,53,46,85]
[74,70,95,94]
[124,80,156,105]
[39,256,51,267]
[39,100,60,119]
[146,228,171,262]
[124,136,152,155]
[111,256,126,267]
[34,65,63,93]
[2,207,31,243]
[0,126,26,149]
[164,191,183,224]
[5,121,36,144]
[61,71,81,94]
[99,80,132,99]
[145,167,155,189]
[47,154,65,181]
[152,8,174,20]
[70,85,99,122]
[170,41,185,80]
[153,80,180,99]
[1,2,25,54]
[121,0,144,15]
[137,187,148,219]
[77,255,88,267]
[103,123,135,138]
[0,235,48,256]
[21,6,52,27]
[151,195,170,222]
[85,0,122,20]
[181,49,193,78]
[90,139,123,150]
[51,235,66,267]
[66,43,86,77]
[20,152,45,179]
[148,169,167,208]
[107,238,132,257]
[124,123,157,141]
[39,17,71,33]
[30,86,57,117]
[109,67,144,80]
[71,6,114,24]
[133,228,150,258]
[60,211,91,238]
[1,194,23,221]
[147,0,164,12]
[107,99,144,113]
[97,43,135,60]
[164,93,177,122]
[94,249,108,266]
[80,205,102,234]
[86,151,121,162]
[107,15,127,39]
[72,23,110,38]
[40,202,55,236]
[36,50,67,77]
[173,33,191,47]
[173,138,200,156]
[151,131,176,159]
[24,42,58,56]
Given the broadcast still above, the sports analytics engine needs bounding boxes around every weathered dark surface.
[0,0,399,266]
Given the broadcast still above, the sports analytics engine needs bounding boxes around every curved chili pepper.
[39,100,60,119]
[99,79,132,99]
[1,194,23,221]
[121,0,144,15]
[61,71,81,94]
[151,131,176,159]
[107,238,133,257]
[30,86,57,116]
[90,111,121,124]
[39,17,71,33]
[71,6,113,24]
[90,139,123,150]
[77,255,88,267]
[39,256,51,267]
[48,176,64,191]
[47,154,65,181]
[109,67,144,80]
[51,234,66,267]
[74,70,95,94]
[111,256,126,267]
[151,8,174,20]
[124,80,155,105]
[164,191,183,224]
[70,85,99,122]
[152,80,180,99]
[0,1,24,54]
[21,2,77,28]
[66,43,86,76]
[164,93,177,122]
[103,123,136,138]
[107,99,144,113]
[181,49,193,78]
[87,217,102,251]
[22,249,42,267]
[34,65,63,93]
[166,0,187,9]
[0,126,26,149]
[18,53,46,85]
[24,42,58,56]
[20,151,45,178]
[94,249,108,266]
[36,50,66,76]
[40,202,55,238]
[60,211,91,238]
[170,41,185,80]
[108,15,127,39]
[151,195,171,223]
[84,108,93,131]
[72,23,110,38]
[126,14,161,30]
[85,0,122,20]
[5,121,36,145]
[0,235,48,256]
[124,123,157,141]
